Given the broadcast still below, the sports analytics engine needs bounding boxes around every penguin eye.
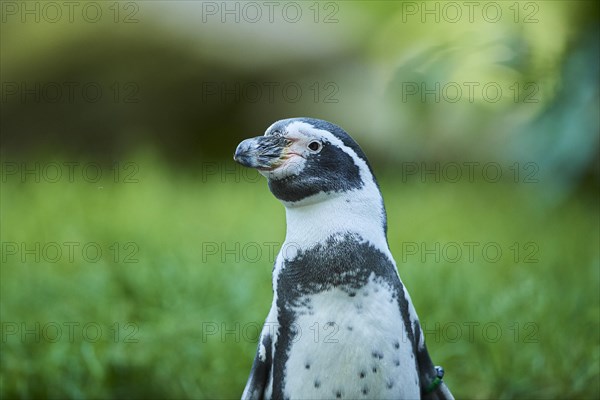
[308,141,322,153]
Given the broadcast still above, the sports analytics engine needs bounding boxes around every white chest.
[281,276,420,400]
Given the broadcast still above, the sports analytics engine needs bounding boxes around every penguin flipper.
[413,323,455,400]
[417,353,455,400]
[241,333,272,400]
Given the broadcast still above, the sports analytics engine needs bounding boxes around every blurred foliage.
[1,1,598,184]
[1,1,599,399]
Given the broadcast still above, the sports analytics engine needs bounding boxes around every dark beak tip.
[234,136,282,169]
[233,153,243,165]
[234,156,247,167]
[234,142,249,165]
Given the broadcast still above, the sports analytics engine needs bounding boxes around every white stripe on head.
[270,121,389,256]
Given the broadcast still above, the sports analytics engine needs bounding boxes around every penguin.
[234,118,454,400]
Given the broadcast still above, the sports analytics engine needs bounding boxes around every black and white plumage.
[234,118,454,400]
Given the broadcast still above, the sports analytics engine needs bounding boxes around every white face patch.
[280,121,381,201]
[289,122,375,191]
[258,123,326,180]
[259,155,306,179]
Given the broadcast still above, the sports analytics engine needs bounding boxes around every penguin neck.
[282,188,389,255]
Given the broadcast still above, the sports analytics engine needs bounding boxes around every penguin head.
[234,118,382,206]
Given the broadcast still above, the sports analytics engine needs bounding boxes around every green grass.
[1,156,598,399]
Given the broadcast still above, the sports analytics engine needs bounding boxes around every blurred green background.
[1,1,599,399]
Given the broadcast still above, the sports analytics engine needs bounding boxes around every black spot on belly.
[305,363,310,369]
[394,359,400,367]
[314,380,321,389]
[372,367,377,373]
[359,371,366,378]
[371,351,384,360]
[387,380,394,389]
[394,341,400,349]
[347,326,353,331]
[362,387,369,395]
[336,390,342,399]
[349,292,356,297]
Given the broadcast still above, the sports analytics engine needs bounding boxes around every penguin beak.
[234,135,290,171]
